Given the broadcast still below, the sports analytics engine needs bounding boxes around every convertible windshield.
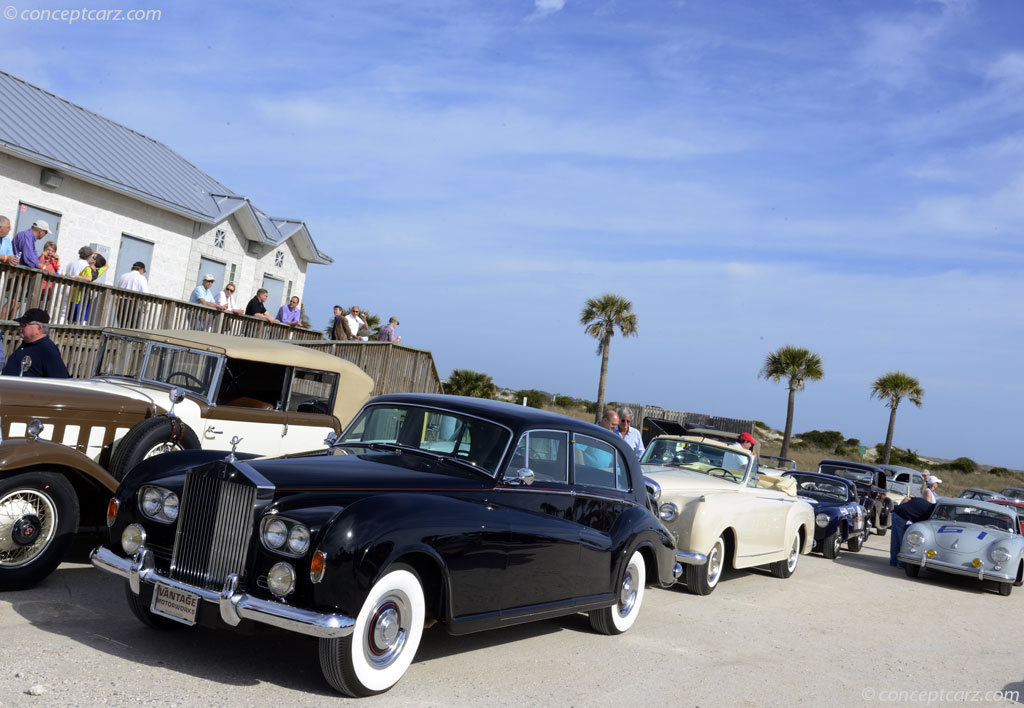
[341,404,511,476]
[641,439,750,484]
[96,337,219,398]
[790,474,849,501]
[932,504,1016,533]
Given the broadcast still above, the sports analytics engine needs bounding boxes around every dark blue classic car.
[91,394,680,697]
[784,471,867,559]
[818,459,893,536]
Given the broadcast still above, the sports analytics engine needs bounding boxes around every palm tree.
[580,294,638,424]
[870,371,924,465]
[759,346,824,459]
[445,369,498,399]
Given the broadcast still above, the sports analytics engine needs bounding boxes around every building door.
[261,275,284,315]
[14,203,62,259]
[115,234,154,282]
[197,257,227,293]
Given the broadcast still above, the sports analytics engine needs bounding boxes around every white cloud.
[528,0,566,20]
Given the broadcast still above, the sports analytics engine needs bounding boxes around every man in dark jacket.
[890,496,936,567]
[1,308,70,378]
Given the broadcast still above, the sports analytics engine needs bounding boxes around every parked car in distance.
[1000,488,1024,502]
[959,488,1007,503]
[783,471,868,558]
[91,394,681,697]
[642,435,813,595]
[877,464,926,501]
[0,328,373,590]
[818,459,893,536]
[898,499,1024,596]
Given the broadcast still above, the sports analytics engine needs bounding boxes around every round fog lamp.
[972,558,983,568]
[121,523,146,555]
[815,513,829,528]
[926,549,937,559]
[659,502,679,523]
[267,562,296,597]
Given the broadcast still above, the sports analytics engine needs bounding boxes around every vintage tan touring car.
[0,328,373,590]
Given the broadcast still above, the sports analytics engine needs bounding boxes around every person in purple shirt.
[376,316,402,343]
[277,295,302,326]
[12,220,50,269]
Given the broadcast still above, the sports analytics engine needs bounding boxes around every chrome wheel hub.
[788,538,799,570]
[365,596,409,668]
[618,566,637,616]
[707,543,723,585]
[0,490,57,568]
[143,442,182,460]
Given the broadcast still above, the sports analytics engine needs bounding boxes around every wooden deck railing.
[0,262,324,341]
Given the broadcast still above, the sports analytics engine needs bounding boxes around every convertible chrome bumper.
[898,552,1014,583]
[675,550,708,566]
[90,547,355,638]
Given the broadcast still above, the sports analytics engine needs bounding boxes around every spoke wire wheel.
[706,538,725,588]
[0,488,57,568]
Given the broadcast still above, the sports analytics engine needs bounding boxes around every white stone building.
[0,71,331,312]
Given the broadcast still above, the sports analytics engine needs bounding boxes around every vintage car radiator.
[170,470,257,590]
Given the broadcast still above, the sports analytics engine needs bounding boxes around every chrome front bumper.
[90,547,355,639]
[898,552,1014,583]
[675,550,708,566]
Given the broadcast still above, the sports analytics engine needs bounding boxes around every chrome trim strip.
[493,487,574,497]
[91,547,355,639]
[675,549,707,565]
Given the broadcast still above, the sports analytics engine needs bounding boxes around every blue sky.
[3,0,1023,467]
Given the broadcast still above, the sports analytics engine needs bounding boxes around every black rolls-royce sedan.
[92,393,681,697]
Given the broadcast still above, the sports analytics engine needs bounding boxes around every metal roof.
[0,71,331,264]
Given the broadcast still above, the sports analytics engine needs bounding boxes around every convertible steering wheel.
[167,371,203,389]
[708,467,741,482]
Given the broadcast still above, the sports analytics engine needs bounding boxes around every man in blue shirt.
[0,215,20,266]
[614,406,646,459]
[277,296,302,325]
[12,220,49,269]
[1,308,70,378]
[189,274,224,309]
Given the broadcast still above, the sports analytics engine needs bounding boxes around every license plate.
[151,584,201,625]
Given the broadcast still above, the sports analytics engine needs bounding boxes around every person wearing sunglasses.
[216,282,244,314]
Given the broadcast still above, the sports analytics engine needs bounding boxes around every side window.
[286,368,338,414]
[574,434,631,491]
[510,431,568,483]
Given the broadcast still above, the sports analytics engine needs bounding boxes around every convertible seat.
[757,473,797,497]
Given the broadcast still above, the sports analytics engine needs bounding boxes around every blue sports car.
[784,471,867,559]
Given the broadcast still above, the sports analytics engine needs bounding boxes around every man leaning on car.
[1,308,70,378]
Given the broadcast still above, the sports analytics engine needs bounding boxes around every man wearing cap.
[922,475,942,504]
[376,316,402,343]
[190,274,224,310]
[115,261,150,293]
[733,432,757,451]
[1,308,70,378]
[12,220,50,269]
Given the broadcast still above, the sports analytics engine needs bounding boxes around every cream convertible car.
[643,435,814,595]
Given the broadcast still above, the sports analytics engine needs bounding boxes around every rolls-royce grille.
[169,471,256,590]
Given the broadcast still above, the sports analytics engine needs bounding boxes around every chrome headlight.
[991,547,1011,563]
[121,523,146,555]
[138,486,179,524]
[815,513,829,528]
[659,502,679,523]
[267,562,296,597]
[906,531,924,549]
[260,516,311,556]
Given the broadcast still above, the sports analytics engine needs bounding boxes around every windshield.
[1001,489,1024,501]
[96,336,220,398]
[340,404,511,476]
[790,474,850,501]
[641,438,750,484]
[932,504,1016,533]
[820,464,873,485]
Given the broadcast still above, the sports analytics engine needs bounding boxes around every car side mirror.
[324,431,338,448]
[503,467,535,486]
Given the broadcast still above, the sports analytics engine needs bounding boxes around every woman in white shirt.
[216,282,244,314]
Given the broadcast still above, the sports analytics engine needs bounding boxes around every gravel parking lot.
[1,537,1022,708]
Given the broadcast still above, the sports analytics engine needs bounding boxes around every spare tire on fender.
[109,416,200,482]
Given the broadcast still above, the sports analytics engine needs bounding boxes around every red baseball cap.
[738,432,757,445]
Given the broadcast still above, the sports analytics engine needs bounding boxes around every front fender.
[608,505,678,587]
[0,437,118,492]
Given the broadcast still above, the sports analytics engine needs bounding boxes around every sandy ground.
[1,536,1022,708]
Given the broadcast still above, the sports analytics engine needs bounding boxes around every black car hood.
[243,450,497,493]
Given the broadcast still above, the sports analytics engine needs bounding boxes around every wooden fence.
[618,403,754,436]
[0,262,323,341]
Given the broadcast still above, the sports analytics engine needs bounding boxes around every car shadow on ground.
[7,563,595,696]
[829,547,1014,596]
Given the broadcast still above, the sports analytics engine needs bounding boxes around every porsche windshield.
[641,439,749,483]
[340,404,511,476]
[932,504,1016,533]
